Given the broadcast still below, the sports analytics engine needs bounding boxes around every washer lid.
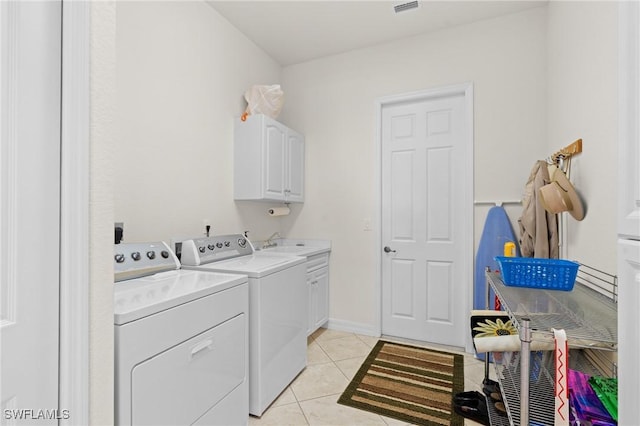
[114,270,247,325]
[190,253,306,278]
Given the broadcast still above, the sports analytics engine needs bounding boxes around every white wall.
[546,1,618,274]
[280,7,549,330]
[115,1,284,245]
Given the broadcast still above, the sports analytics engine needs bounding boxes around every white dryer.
[180,235,307,417]
[114,241,249,425]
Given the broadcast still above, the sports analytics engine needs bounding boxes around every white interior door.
[381,89,471,348]
[1,1,61,421]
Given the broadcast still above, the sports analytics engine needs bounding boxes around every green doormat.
[338,340,465,425]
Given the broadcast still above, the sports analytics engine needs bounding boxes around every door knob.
[383,246,396,253]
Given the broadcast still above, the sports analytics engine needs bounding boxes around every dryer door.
[131,313,246,425]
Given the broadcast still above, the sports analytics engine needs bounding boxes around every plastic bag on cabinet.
[241,84,284,121]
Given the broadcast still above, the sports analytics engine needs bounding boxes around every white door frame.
[59,1,90,424]
[1,1,88,420]
[374,83,475,353]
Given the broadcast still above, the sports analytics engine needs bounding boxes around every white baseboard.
[325,318,380,337]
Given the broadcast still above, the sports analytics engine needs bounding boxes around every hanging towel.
[518,161,559,258]
[553,329,569,425]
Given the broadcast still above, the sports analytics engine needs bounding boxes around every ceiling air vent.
[394,1,419,14]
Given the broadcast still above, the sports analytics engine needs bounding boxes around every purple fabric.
[568,369,616,425]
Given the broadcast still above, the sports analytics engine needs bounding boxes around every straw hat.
[539,170,585,221]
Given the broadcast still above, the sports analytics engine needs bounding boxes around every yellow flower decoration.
[473,318,517,338]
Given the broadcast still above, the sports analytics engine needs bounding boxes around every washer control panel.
[180,234,253,266]
[114,241,180,282]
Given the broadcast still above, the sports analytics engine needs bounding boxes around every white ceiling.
[208,1,547,66]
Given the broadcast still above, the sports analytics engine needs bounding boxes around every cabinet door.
[307,273,316,335]
[263,121,286,200]
[286,130,305,203]
[314,267,329,329]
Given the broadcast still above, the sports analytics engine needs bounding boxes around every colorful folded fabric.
[588,376,618,422]
[569,369,616,425]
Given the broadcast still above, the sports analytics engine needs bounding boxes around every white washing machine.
[180,234,307,417]
[113,241,249,426]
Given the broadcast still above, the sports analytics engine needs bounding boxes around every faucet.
[262,232,281,249]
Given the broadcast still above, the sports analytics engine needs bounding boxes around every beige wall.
[279,6,549,330]
[546,1,618,273]
[90,2,116,424]
[115,1,283,245]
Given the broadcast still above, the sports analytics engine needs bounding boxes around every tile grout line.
[292,347,328,426]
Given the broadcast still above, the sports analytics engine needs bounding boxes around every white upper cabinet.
[619,0,640,239]
[234,114,305,203]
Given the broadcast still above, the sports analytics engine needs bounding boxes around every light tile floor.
[248,328,493,426]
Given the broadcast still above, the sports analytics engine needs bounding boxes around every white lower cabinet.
[306,253,329,335]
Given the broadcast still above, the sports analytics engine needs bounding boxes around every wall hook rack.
[548,138,582,165]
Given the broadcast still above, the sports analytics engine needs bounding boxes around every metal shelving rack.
[484,269,617,425]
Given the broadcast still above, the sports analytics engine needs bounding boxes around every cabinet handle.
[189,338,213,360]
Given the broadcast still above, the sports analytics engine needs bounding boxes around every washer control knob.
[238,238,247,248]
[216,242,223,249]
[198,246,206,253]
[224,241,231,247]
[147,251,156,260]
[115,254,125,263]
[131,252,141,261]
[160,250,170,259]
[208,244,215,251]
